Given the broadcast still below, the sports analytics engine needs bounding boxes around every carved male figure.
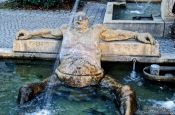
[16,12,155,115]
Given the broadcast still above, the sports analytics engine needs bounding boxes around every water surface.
[0,60,116,115]
[0,60,175,115]
[113,3,161,20]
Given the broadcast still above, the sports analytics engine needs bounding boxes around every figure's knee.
[99,75,122,89]
[120,85,136,105]
[121,85,135,97]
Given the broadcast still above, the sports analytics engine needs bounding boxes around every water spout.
[130,58,137,80]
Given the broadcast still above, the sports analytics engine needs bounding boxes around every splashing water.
[53,0,80,70]
[68,0,80,30]
[27,109,51,115]
[130,10,143,14]
[130,0,152,14]
[43,0,81,114]
[147,99,175,113]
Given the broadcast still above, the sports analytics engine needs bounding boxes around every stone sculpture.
[161,0,175,21]
[16,12,156,115]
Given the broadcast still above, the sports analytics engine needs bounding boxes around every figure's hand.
[16,30,32,40]
[137,33,156,45]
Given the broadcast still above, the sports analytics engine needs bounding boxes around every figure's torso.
[55,25,104,87]
[60,27,101,62]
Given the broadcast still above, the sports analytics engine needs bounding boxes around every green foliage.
[9,0,73,9]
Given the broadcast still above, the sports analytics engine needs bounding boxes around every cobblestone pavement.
[0,10,70,48]
[157,36,175,56]
[0,2,106,48]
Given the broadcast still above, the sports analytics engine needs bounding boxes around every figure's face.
[74,20,89,30]
[73,14,89,31]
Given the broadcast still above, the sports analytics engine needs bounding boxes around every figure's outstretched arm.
[16,25,68,40]
[99,75,137,115]
[100,27,155,45]
[17,74,62,105]
[16,28,63,40]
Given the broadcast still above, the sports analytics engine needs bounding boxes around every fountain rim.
[103,2,162,23]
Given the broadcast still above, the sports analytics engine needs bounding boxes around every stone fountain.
[0,1,175,114]
[14,10,159,114]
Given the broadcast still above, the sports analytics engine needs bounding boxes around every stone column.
[161,0,175,21]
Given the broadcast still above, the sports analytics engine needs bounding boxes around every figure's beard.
[73,24,90,32]
[71,23,90,32]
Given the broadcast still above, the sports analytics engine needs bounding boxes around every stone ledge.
[13,38,160,57]
[99,40,159,56]
[1,48,175,63]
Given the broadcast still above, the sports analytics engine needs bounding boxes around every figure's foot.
[17,81,47,105]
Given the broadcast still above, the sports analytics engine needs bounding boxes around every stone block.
[164,21,174,36]
[100,40,160,57]
[13,39,160,57]
[13,38,62,53]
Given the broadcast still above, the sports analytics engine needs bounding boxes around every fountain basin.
[0,60,174,114]
[143,66,175,83]
[0,60,118,114]
[104,2,164,37]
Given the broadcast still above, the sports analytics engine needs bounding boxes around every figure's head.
[73,12,89,31]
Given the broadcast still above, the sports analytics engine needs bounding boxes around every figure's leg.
[17,74,62,105]
[99,75,136,115]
